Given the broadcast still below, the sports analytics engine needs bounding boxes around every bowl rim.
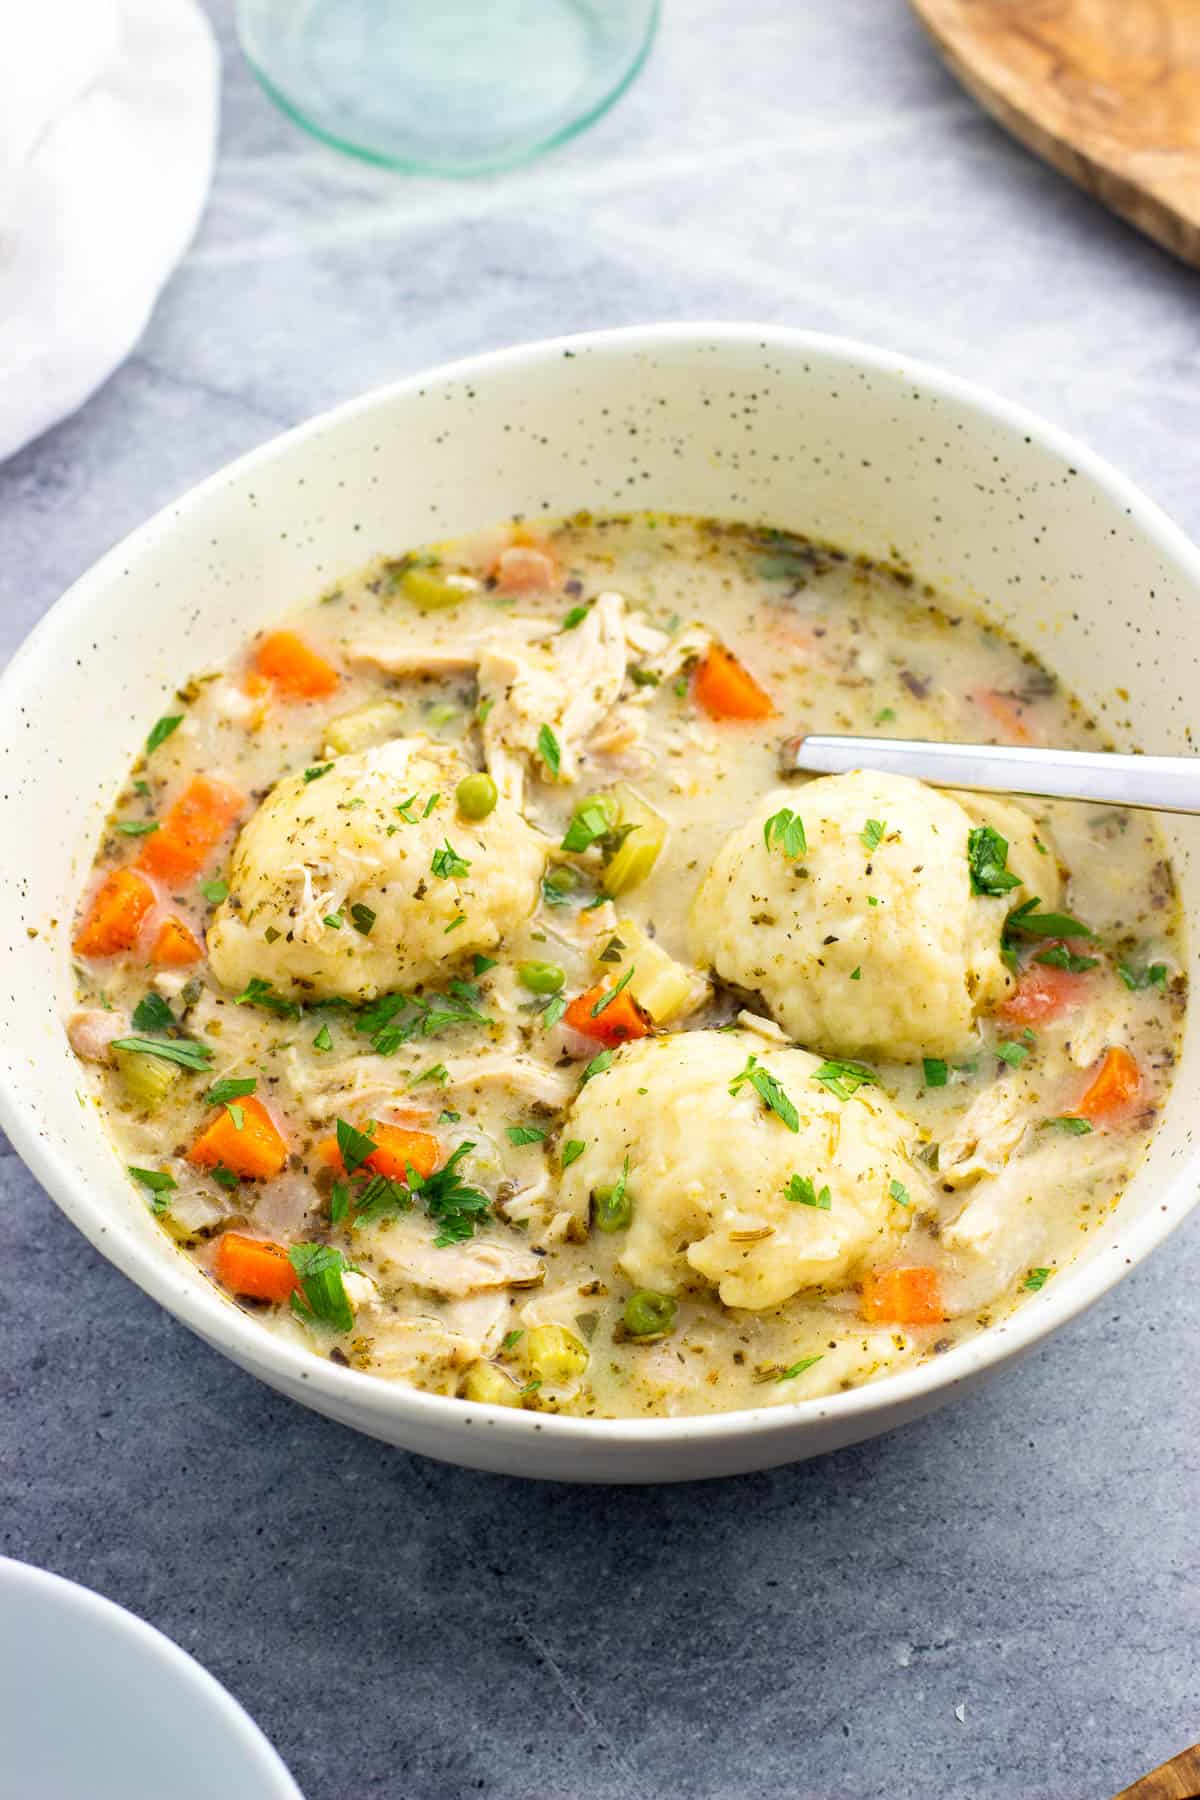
[4,319,1198,1455]
[0,1556,303,1796]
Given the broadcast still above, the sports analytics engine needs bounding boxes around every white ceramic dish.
[0,1558,302,1799]
[2,324,1197,1483]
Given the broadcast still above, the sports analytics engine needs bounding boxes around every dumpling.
[207,737,545,1001]
[559,1029,925,1310]
[688,771,1057,1061]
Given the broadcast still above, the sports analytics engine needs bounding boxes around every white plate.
[0,1558,302,1800]
[1,323,1197,1482]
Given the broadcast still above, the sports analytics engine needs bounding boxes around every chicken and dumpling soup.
[67,515,1184,1418]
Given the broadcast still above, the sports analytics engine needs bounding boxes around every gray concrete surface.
[2,3,1197,1794]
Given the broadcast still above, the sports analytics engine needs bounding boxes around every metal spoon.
[782,735,1200,815]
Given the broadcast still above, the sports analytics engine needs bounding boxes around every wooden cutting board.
[906,0,1200,269]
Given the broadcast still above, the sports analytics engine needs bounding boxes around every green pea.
[543,865,579,895]
[593,1183,633,1233]
[456,772,498,820]
[518,959,565,995]
[623,1289,677,1338]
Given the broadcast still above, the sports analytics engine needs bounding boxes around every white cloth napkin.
[0,0,219,463]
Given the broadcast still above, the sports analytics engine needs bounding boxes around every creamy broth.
[67,515,1185,1419]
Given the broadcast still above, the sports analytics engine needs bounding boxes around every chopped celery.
[525,1324,589,1384]
[323,699,406,756]
[397,566,480,611]
[596,917,707,1023]
[114,1046,183,1113]
[602,784,666,896]
[460,1362,523,1407]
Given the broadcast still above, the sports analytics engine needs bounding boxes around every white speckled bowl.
[2,324,1196,1483]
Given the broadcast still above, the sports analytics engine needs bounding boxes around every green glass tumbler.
[236,0,660,177]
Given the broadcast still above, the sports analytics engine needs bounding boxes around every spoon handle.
[783,736,1200,815]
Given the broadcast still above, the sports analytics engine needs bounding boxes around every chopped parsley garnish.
[304,763,333,782]
[211,1165,239,1189]
[1003,898,1096,946]
[777,1355,823,1383]
[204,1076,257,1107]
[410,1141,492,1246]
[145,715,183,754]
[967,825,1023,898]
[812,1058,879,1101]
[1036,944,1099,974]
[347,1173,412,1228]
[591,965,635,1016]
[996,1040,1030,1068]
[349,902,376,936]
[763,807,807,859]
[541,869,575,908]
[437,1109,461,1125]
[867,895,880,907]
[132,991,176,1034]
[861,818,886,852]
[289,1244,355,1333]
[129,1166,176,1213]
[730,1054,800,1131]
[562,800,614,855]
[874,707,896,726]
[313,1024,333,1052]
[561,1139,586,1169]
[922,1057,948,1088]
[200,877,229,904]
[335,1116,378,1175]
[423,792,440,818]
[394,794,420,822]
[581,1049,613,1084]
[472,954,497,976]
[630,668,660,687]
[1023,1267,1052,1291]
[353,984,489,1055]
[431,840,470,880]
[235,977,301,1020]
[330,1180,351,1224]
[506,1123,547,1146]
[537,722,562,780]
[785,1174,831,1209]
[500,1328,524,1351]
[541,993,568,1030]
[562,604,590,630]
[889,1178,912,1208]
[226,1104,245,1131]
[1044,1115,1093,1135]
[850,967,862,981]
[409,1062,449,1088]
[444,914,467,934]
[110,1034,213,1070]
[1118,960,1167,991]
[115,819,159,836]
[324,912,344,930]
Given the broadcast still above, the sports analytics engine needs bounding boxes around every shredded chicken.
[362,1315,485,1388]
[347,617,555,676]
[937,1080,1029,1187]
[367,1215,545,1295]
[439,1052,576,1110]
[480,591,627,788]
[67,1009,130,1064]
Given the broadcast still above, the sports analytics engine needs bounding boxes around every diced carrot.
[493,544,558,592]
[74,867,156,957]
[1069,1045,1142,1125]
[564,982,653,1047]
[149,916,204,966]
[860,1266,944,1326]
[137,774,244,885]
[214,1232,300,1305]
[973,687,1033,745]
[996,959,1090,1027]
[254,630,340,699]
[693,642,776,721]
[188,1096,289,1179]
[318,1123,441,1182]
